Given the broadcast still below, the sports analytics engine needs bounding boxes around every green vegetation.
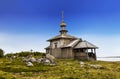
[5,51,45,57]
[0,53,120,79]
[0,48,4,57]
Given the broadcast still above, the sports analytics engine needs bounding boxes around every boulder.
[46,54,55,63]
[44,59,51,65]
[26,62,34,67]
[36,58,45,63]
[30,57,36,62]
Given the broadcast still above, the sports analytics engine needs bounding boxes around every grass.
[0,57,120,79]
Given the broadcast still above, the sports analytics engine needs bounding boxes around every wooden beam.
[86,49,89,60]
[91,49,93,53]
[94,49,97,60]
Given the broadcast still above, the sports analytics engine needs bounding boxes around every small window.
[54,43,57,48]
[80,49,84,52]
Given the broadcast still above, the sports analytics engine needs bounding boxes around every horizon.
[0,0,120,57]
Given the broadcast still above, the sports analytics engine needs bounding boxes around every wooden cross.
[62,11,64,21]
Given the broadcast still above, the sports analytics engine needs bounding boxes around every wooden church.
[45,12,98,60]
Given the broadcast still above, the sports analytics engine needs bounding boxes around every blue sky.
[0,0,120,56]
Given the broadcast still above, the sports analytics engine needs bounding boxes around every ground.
[0,57,120,79]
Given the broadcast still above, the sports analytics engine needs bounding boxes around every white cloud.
[0,33,49,54]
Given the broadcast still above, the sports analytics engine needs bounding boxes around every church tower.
[60,11,68,35]
[46,11,77,58]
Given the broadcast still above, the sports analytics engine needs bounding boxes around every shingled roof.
[74,40,98,49]
[47,34,77,41]
[63,38,81,47]
[62,39,98,49]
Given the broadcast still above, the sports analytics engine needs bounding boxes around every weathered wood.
[45,14,98,60]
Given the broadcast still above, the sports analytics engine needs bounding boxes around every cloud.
[0,33,49,54]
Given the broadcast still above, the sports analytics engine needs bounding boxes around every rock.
[23,58,30,62]
[12,56,17,59]
[26,62,34,67]
[37,58,45,63]
[46,54,55,63]
[23,57,36,62]
[50,63,56,66]
[20,72,25,75]
[80,61,85,65]
[30,57,36,62]
[44,59,51,65]
[89,64,103,69]
[80,61,86,67]
[36,58,42,63]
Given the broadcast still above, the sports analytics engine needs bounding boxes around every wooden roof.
[63,39,98,49]
[74,40,98,49]
[47,34,77,41]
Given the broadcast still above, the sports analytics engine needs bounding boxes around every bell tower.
[60,11,68,35]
